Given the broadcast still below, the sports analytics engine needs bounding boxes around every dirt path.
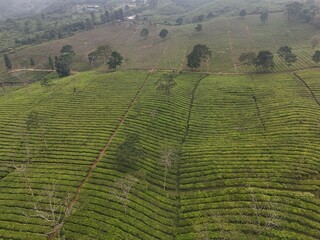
[174,74,208,239]
[226,20,238,74]
[48,73,150,240]
[293,72,320,106]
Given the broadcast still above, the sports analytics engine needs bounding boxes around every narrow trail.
[48,73,150,240]
[293,72,320,106]
[174,73,208,239]
[226,20,238,74]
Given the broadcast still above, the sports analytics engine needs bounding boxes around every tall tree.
[159,29,169,39]
[277,46,297,66]
[187,44,212,69]
[260,11,269,23]
[312,50,320,63]
[88,51,98,69]
[30,58,35,66]
[48,56,54,70]
[55,45,75,77]
[107,51,123,70]
[156,74,177,102]
[3,54,12,70]
[195,24,203,32]
[255,51,275,72]
[240,9,247,18]
[239,52,257,66]
[117,134,143,166]
[140,28,149,38]
[97,44,112,64]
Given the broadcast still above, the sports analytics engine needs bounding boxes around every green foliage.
[255,51,275,72]
[48,56,54,70]
[117,133,144,165]
[30,58,35,66]
[159,29,169,39]
[55,45,75,77]
[176,17,183,25]
[140,28,149,38]
[260,11,269,23]
[155,74,177,102]
[195,24,203,32]
[3,54,12,70]
[277,46,297,66]
[239,9,247,17]
[312,50,320,63]
[107,51,123,70]
[187,44,212,69]
[26,111,41,131]
[239,52,257,66]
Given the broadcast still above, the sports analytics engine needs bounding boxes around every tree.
[255,51,275,72]
[117,133,143,166]
[30,58,35,66]
[3,54,12,70]
[100,13,107,24]
[260,11,269,24]
[176,17,183,25]
[160,147,177,190]
[240,9,247,18]
[207,12,214,20]
[277,46,297,66]
[159,29,169,39]
[187,44,212,69]
[311,35,320,48]
[285,2,304,21]
[107,51,123,70]
[312,50,320,63]
[90,12,96,24]
[156,74,177,102]
[96,44,112,64]
[105,10,110,23]
[48,56,54,70]
[26,111,41,131]
[239,52,257,66]
[112,175,138,213]
[55,45,75,77]
[140,28,149,38]
[41,78,52,92]
[88,51,98,69]
[195,24,203,32]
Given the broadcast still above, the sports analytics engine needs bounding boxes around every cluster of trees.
[87,43,123,70]
[140,28,169,39]
[239,9,269,24]
[239,45,320,72]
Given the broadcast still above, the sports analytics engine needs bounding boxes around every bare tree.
[311,35,320,48]
[160,147,177,190]
[249,188,280,234]
[10,70,30,94]
[150,109,158,121]
[112,175,138,213]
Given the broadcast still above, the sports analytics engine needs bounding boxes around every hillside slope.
[0,70,319,239]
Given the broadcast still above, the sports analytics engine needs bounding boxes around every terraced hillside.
[0,70,319,239]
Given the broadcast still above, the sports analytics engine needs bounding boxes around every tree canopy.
[277,46,297,66]
[159,29,169,39]
[254,51,275,72]
[107,51,123,70]
[187,44,212,69]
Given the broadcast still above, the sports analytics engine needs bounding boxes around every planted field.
[0,70,319,239]
[0,71,149,239]
[178,73,320,239]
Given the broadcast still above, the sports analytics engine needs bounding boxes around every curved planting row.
[63,73,203,239]
[178,74,320,239]
[0,71,148,239]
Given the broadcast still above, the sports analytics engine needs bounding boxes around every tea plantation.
[0,70,319,239]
